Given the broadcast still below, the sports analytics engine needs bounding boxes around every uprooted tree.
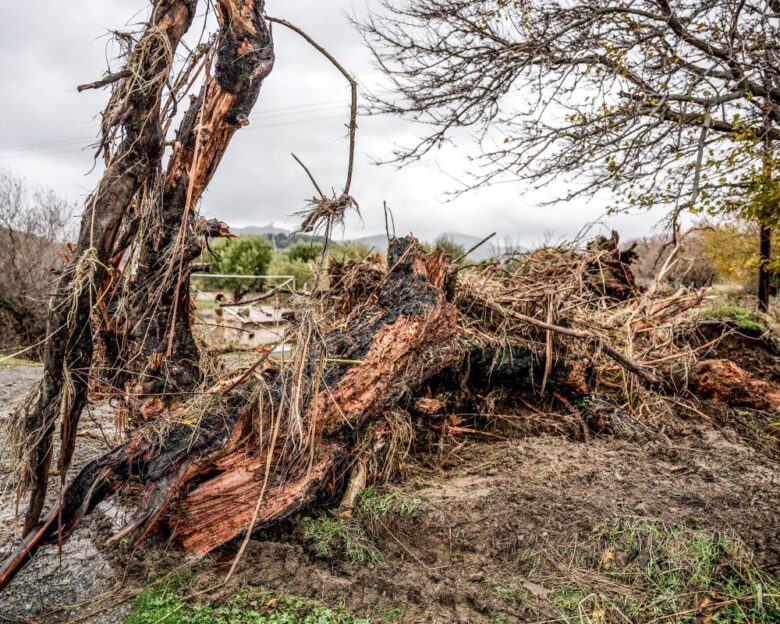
[2,0,779,593]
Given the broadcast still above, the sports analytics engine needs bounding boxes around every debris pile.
[2,0,778,596]
[3,230,775,590]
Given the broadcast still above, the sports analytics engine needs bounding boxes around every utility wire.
[0,113,350,161]
[0,98,350,155]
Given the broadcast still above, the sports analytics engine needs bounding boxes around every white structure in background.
[191,273,295,354]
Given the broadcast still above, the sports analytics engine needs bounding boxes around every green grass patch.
[702,305,767,332]
[302,514,383,566]
[126,573,368,624]
[194,298,221,310]
[368,602,404,623]
[302,488,421,566]
[482,573,530,610]
[357,488,421,522]
[0,355,41,367]
[542,519,780,623]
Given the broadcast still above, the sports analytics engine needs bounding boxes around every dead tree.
[0,172,72,353]
[14,0,274,535]
[6,0,780,598]
[17,0,198,533]
[4,227,779,590]
[116,0,274,423]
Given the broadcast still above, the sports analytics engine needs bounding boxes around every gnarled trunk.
[0,238,461,588]
[19,0,199,532]
[118,0,275,424]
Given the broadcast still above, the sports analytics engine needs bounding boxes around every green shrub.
[327,242,373,262]
[267,252,315,291]
[422,236,467,265]
[199,236,274,297]
[287,240,324,263]
[702,305,766,332]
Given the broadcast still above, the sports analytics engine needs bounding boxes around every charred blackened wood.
[119,0,275,423]
[19,0,198,532]
[468,344,591,397]
[171,239,461,553]
[585,231,640,301]
[0,238,461,584]
[0,431,154,591]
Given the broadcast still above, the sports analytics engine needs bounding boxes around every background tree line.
[196,235,468,299]
[0,170,72,357]
[2,161,777,357]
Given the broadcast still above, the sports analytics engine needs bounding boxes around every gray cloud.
[0,1,676,246]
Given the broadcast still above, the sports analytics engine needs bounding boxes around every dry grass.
[453,235,710,423]
[506,519,780,624]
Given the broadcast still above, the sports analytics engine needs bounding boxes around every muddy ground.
[1,361,779,623]
[0,364,135,624]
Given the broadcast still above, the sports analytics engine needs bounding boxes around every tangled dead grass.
[3,231,742,563]
[453,234,709,413]
[281,232,724,486]
[328,232,708,430]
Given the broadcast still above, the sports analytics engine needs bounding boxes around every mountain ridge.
[231,225,517,260]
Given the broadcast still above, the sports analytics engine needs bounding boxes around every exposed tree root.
[690,358,780,409]
[17,0,200,534]
[5,232,780,591]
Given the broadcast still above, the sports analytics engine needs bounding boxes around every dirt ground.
[1,361,779,623]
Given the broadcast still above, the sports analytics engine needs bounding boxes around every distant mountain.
[347,233,391,251]
[440,232,492,259]
[232,224,291,236]
[348,231,512,261]
[231,224,517,260]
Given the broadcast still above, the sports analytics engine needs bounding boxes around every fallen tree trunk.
[5,1,769,591]
[0,238,461,588]
[6,230,778,592]
[0,431,155,590]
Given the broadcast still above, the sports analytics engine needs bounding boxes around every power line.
[245,113,348,130]
[252,98,347,115]
[0,136,94,152]
[0,147,94,161]
[0,113,352,161]
[0,99,348,153]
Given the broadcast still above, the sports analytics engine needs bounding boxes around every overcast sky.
[0,1,672,246]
